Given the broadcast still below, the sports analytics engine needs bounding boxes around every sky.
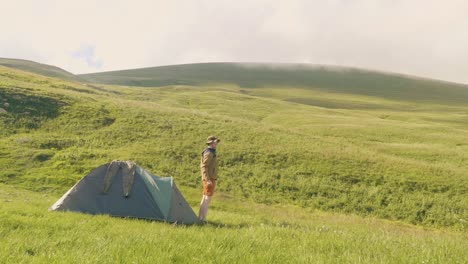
[1,0,467,84]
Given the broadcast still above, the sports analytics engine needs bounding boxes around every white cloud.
[0,0,467,83]
[71,45,103,70]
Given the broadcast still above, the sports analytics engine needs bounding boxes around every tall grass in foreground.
[1,184,467,263]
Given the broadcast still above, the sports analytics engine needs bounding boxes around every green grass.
[1,184,467,263]
[0,63,468,262]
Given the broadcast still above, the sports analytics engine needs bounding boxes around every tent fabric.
[50,161,199,224]
[168,184,199,223]
[137,166,174,219]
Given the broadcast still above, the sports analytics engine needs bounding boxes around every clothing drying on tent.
[49,160,199,224]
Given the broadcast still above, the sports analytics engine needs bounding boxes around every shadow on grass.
[193,220,251,229]
[112,215,251,229]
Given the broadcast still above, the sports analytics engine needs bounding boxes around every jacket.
[200,147,218,180]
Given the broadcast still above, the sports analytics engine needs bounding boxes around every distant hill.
[79,62,468,104]
[0,57,82,82]
[2,58,466,104]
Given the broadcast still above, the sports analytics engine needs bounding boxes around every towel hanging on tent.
[102,160,136,197]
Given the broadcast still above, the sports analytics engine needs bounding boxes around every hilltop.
[0,57,82,82]
[79,62,468,104]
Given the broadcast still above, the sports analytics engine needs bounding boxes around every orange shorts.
[202,179,216,196]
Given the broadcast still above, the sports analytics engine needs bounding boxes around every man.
[198,135,220,223]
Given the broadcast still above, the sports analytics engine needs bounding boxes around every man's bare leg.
[198,195,212,222]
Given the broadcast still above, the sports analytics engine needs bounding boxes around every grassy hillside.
[0,57,82,83]
[2,183,467,263]
[79,62,468,104]
[1,63,468,262]
[1,65,467,230]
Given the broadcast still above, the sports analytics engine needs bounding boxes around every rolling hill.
[79,62,468,104]
[0,57,82,82]
[1,60,467,262]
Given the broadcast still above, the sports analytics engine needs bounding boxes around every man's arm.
[201,152,213,182]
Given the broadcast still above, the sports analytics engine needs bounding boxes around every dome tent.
[50,160,199,224]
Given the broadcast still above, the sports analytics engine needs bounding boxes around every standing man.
[198,135,220,223]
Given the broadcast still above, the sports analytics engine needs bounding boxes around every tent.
[49,160,199,224]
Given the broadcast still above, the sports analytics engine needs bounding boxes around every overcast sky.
[1,0,467,83]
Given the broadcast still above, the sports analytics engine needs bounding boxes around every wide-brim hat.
[206,135,221,144]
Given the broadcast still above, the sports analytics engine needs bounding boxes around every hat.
[206,135,221,144]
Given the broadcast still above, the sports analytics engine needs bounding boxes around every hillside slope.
[0,58,82,82]
[1,65,467,231]
[79,62,468,104]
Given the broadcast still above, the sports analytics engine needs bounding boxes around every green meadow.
[2,184,467,263]
[0,60,467,262]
